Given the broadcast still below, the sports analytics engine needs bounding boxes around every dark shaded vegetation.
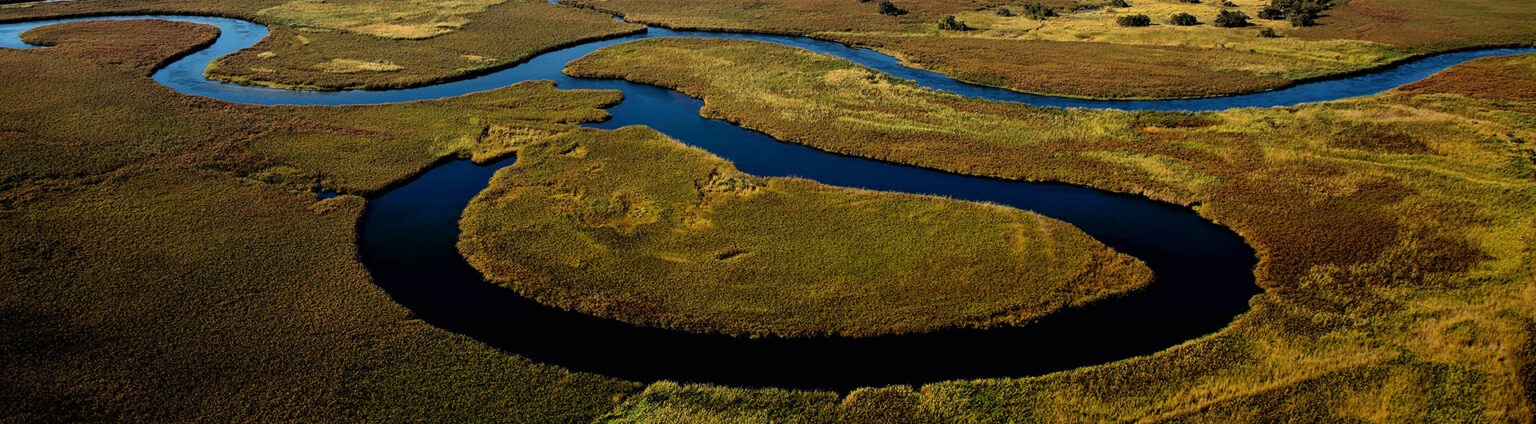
[876,0,904,16]
[1116,13,1151,27]
[1259,0,1332,27]
[0,19,641,422]
[936,15,969,31]
[1018,2,1057,20]
[1169,12,1198,26]
[458,126,1150,337]
[568,39,1536,421]
[1212,10,1249,28]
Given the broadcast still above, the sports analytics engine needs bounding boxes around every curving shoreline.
[1,15,1528,390]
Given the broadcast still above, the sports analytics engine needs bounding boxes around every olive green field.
[458,125,1150,338]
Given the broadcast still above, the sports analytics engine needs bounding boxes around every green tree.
[1021,3,1058,20]
[877,0,906,16]
[937,15,972,31]
[1259,0,1333,27]
[1169,12,1199,26]
[1116,14,1152,27]
[1213,10,1250,27]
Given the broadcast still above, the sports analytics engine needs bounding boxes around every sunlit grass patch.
[313,57,404,73]
[257,0,504,39]
[459,126,1151,337]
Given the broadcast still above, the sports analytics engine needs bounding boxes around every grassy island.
[458,126,1151,337]
[0,0,644,90]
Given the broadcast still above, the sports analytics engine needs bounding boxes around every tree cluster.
[1258,0,1333,27]
[1213,10,1250,27]
[1116,14,1151,27]
[1169,12,1199,26]
[938,15,972,31]
[1020,3,1059,20]
[878,0,906,16]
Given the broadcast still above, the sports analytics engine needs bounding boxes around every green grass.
[0,20,639,422]
[566,38,1536,421]
[0,0,644,91]
[458,126,1150,337]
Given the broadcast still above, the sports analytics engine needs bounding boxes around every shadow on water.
[4,15,1528,390]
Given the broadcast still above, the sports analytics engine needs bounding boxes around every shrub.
[1213,10,1250,27]
[1258,27,1280,38]
[877,0,906,16]
[1176,0,1199,3]
[1020,3,1058,20]
[1169,13,1199,26]
[1258,6,1285,20]
[1260,0,1333,27]
[938,15,972,31]
[1289,12,1316,27]
[1116,14,1151,27]
[995,7,1013,17]
[1108,0,1130,7]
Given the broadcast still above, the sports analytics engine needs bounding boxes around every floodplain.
[0,0,1533,421]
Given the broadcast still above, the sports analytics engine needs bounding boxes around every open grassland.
[563,0,1536,98]
[567,38,1536,421]
[0,20,641,422]
[458,126,1151,337]
[0,0,643,90]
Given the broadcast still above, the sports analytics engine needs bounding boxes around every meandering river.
[3,14,1530,390]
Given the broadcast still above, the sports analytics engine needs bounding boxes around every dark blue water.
[2,15,1525,390]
